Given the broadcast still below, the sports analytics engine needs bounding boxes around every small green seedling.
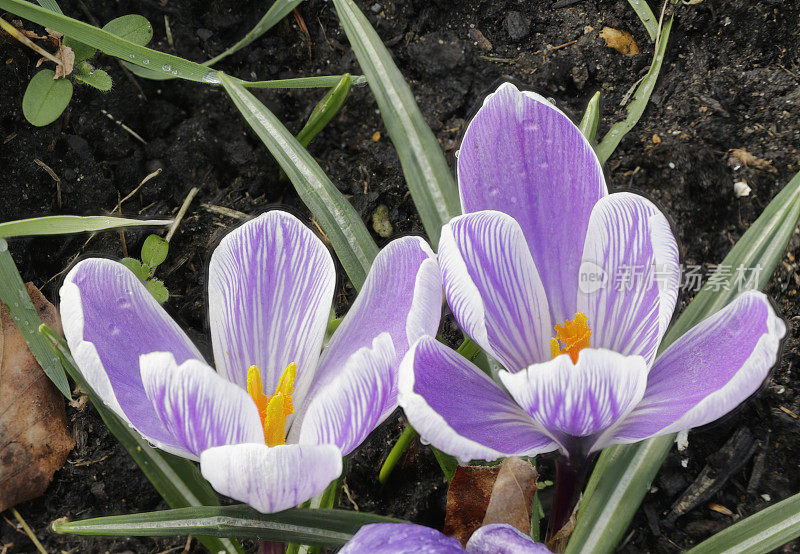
[14,13,153,126]
[120,234,169,304]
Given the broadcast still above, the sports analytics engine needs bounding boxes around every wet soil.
[1,0,799,552]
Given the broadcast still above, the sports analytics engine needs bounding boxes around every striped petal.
[339,524,464,554]
[466,524,552,554]
[500,349,648,456]
[577,193,680,366]
[606,291,785,446]
[140,352,264,459]
[296,236,441,428]
[208,211,336,411]
[458,82,607,325]
[60,257,203,451]
[298,334,396,455]
[399,336,557,463]
[439,211,552,372]
[200,443,342,513]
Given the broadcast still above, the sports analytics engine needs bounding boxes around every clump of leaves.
[13,14,153,126]
[120,234,169,303]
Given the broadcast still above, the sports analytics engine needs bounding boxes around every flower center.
[247,363,296,447]
[549,312,592,364]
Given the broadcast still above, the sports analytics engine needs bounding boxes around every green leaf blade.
[567,169,800,554]
[686,492,800,554]
[74,68,112,91]
[218,73,379,290]
[332,0,460,247]
[141,234,169,267]
[579,91,601,145]
[0,215,171,238]
[52,504,402,545]
[22,69,73,127]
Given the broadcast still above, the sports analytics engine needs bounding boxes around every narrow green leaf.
[102,14,153,46]
[0,241,70,397]
[578,91,601,145]
[236,74,367,89]
[206,0,303,66]
[627,0,658,42]
[296,74,351,148]
[63,36,95,62]
[595,16,673,164]
[219,73,378,290]
[686,491,800,554]
[52,504,402,544]
[74,68,112,91]
[39,325,244,554]
[567,169,800,554]
[22,69,73,127]
[0,215,171,238]
[141,234,169,268]
[1,0,217,82]
[332,0,460,247]
[35,0,61,14]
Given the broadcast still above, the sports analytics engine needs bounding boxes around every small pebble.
[668,162,676,169]
[372,205,393,238]
[734,181,751,197]
[761,494,772,502]
[371,3,382,13]
[505,11,531,40]
[197,28,213,41]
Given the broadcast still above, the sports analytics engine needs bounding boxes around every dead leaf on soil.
[0,283,74,512]
[444,457,538,546]
[599,27,640,56]
[730,148,778,173]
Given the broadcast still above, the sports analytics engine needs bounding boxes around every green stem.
[378,425,418,484]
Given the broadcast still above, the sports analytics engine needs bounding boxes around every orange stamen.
[247,363,296,446]
[550,312,592,364]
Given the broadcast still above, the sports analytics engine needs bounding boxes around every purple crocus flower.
[398,83,785,527]
[339,523,551,554]
[59,211,442,513]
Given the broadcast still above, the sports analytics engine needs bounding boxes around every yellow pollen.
[550,312,592,364]
[247,363,296,447]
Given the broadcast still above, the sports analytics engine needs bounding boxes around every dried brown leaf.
[0,284,74,512]
[599,27,640,56]
[52,41,75,79]
[730,148,777,173]
[444,457,538,546]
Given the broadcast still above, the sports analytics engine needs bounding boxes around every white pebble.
[734,181,752,197]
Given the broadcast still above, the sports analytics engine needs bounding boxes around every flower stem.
[547,456,589,545]
[378,424,417,484]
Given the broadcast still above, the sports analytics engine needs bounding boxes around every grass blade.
[39,325,244,554]
[1,0,217,82]
[52,504,401,544]
[578,91,601,144]
[686,492,800,554]
[595,15,673,164]
[206,0,302,66]
[627,0,658,42]
[332,0,460,247]
[296,74,351,147]
[219,73,378,289]
[567,169,800,554]
[0,215,171,238]
[0,240,70,397]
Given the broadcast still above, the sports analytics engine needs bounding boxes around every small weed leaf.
[145,279,169,304]
[119,257,149,281]
[141,234,168,268]
[63,36,95,62]
[74,68,112,91]
[22,69,73,126]
[102,14,153,46]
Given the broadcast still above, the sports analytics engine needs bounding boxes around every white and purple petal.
[60,258,203,448]
[439,211,552,371]
[339,523,464,554]
[398,336,557,463]
[301,236,441,414]
[208,211,336,409]
[140,352,264,458]
[199,443,342,513]
[466,524,551,554]
[500,349,648,455]
[298,334,396,456]
[457,82,607,324]
[607,291,785,445]
[577,193,680,366]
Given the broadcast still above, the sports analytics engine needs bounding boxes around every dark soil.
[2,0,799,552]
